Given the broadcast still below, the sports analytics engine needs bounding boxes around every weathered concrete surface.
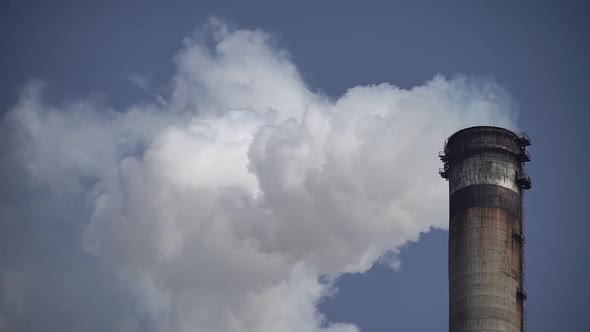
[449,206,522,332]
[442,126,530,332]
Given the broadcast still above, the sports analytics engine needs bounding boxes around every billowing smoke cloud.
[0,20,517,332]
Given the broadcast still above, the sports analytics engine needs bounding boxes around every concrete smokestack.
[439,126,531,332]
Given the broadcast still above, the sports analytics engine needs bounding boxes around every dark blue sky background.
[1,1,589,331]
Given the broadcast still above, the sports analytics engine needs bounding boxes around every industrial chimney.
[439,126,531,332]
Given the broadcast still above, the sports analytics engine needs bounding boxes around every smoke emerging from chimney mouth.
[0,19,518,332]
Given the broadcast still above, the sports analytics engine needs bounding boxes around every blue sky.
[1,1,588,331]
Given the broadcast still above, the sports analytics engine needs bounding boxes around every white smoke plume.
[0,20,516,332]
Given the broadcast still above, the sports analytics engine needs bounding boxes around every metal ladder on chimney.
[521,190,527,332]
[516,132,531,332]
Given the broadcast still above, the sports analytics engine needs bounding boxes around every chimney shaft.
[440,126,531,332]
